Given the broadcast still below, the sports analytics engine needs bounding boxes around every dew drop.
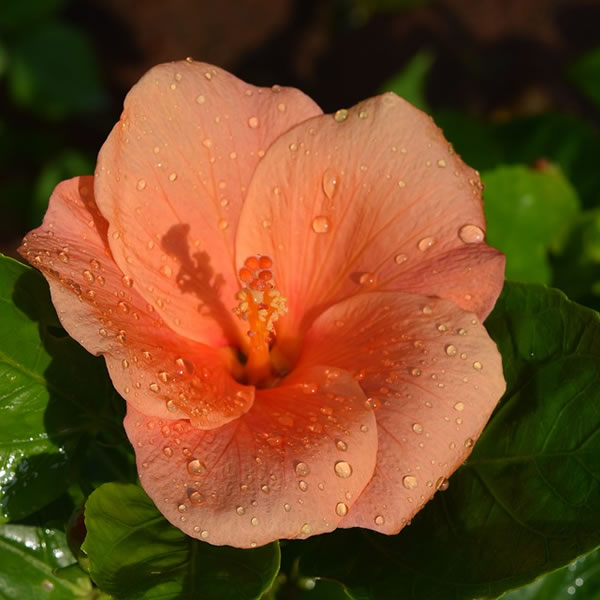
[189,491,205,505]
[295,462,311,477]
[335,439,348,451]
[284,503,291,512]
[410,368,422,377]
[298,480,308,492]
[445,344,457,356]
[149,382,160,393]
[335,502,348,516]
[473,361,483,371]
[168,172,177,182]
[301,523,312,534]
[163,446,173,457]
[322,170,338,200]
[248,116,259,128]
[187,459,207,475]
[374,515,385,526]
[359,109,368,119]
[402,475,418,489]
[236,506,245,515]
[412,423,423,434]
[196,94,205,104]
[464,437,474,448]
[458,224,485,244]
[436,477,449,491]
[437,159,447,168]
[359,272,377,286]
[136,179,146,191]
[159,265,172,277]
[334,461,352,478]
[334,108,348,122]
[417,237,435,251]
[311,215,331,233]
[394,253,408,264]
[122,275,133,288]
[218,218,229,231]
[454,401,465,411]
[83,270,95,283]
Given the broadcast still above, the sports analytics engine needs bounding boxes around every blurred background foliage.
[2,0,600,312]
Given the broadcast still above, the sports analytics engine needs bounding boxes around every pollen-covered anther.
[233,255,288,384]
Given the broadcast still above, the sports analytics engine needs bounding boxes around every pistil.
[233,255,287,385]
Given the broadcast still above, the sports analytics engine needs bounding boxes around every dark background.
[2,0,600,256]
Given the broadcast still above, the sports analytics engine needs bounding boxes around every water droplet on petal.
[236,506,245,515]
[163,446,173,457]
[374,515,385,525]
[401,473,419,490]
[359,272,377,286]
[187,459,206,475]
[301,523,312,534]
[295,462,311,477]
[248,116,259,128]
[189,491,205,505]
[311,215,331,233]
[394,253,408,264]
[334,461,352,478]
[454,401,465,411]
[445,344,457,356]
[473,361,483,371]
[459,224,485,244]
[436,476,449,491]
[335,502,348,516]
[251,517,259,526]
[334,108,348,122]
[417,237,435,251]
[122,275,133,288]
[410,368,422,377]
[412,423,423,434]
[136,179,146,191]
[298,480,308,492]
[322,170,338,199]
[218,218,229,231]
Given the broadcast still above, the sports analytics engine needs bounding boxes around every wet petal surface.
[19,177,254,427]
[297,291,505,533]
[236,94,504,354]
[95,60,321,347]
[124,366,377,548]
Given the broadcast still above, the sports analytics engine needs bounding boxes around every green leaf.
[435,111,600,209]
[552,209,600,309]
[32,150,94,228]
[0,523,92,599]
[290,282,600,600]
[380,51,433,112]
[568,47,600,110]
[502,545,600,600]
[7,21,106,119]
[0,256,124,522]
[482,165,580,283]
[83,483,280,600]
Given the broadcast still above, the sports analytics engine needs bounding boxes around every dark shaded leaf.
[83,482,281,600]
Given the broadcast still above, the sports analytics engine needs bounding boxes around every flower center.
[233,255,288,386]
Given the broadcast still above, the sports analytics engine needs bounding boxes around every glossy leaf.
[482,165,580,283]
[0,256,124,522]
[0,524,91,599]
[83,483,281,600]
[290,282,600,600]
[502,545,600,600]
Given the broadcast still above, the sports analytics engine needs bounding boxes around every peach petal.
[19,177,253,428]
[236,93,504,352]
[124,366,378,548]
[297,291,505,533]
[94,60,321,347]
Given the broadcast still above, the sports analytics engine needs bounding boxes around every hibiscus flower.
[19,59,506,549]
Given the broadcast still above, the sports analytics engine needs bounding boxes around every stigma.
[233,255,287,385]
